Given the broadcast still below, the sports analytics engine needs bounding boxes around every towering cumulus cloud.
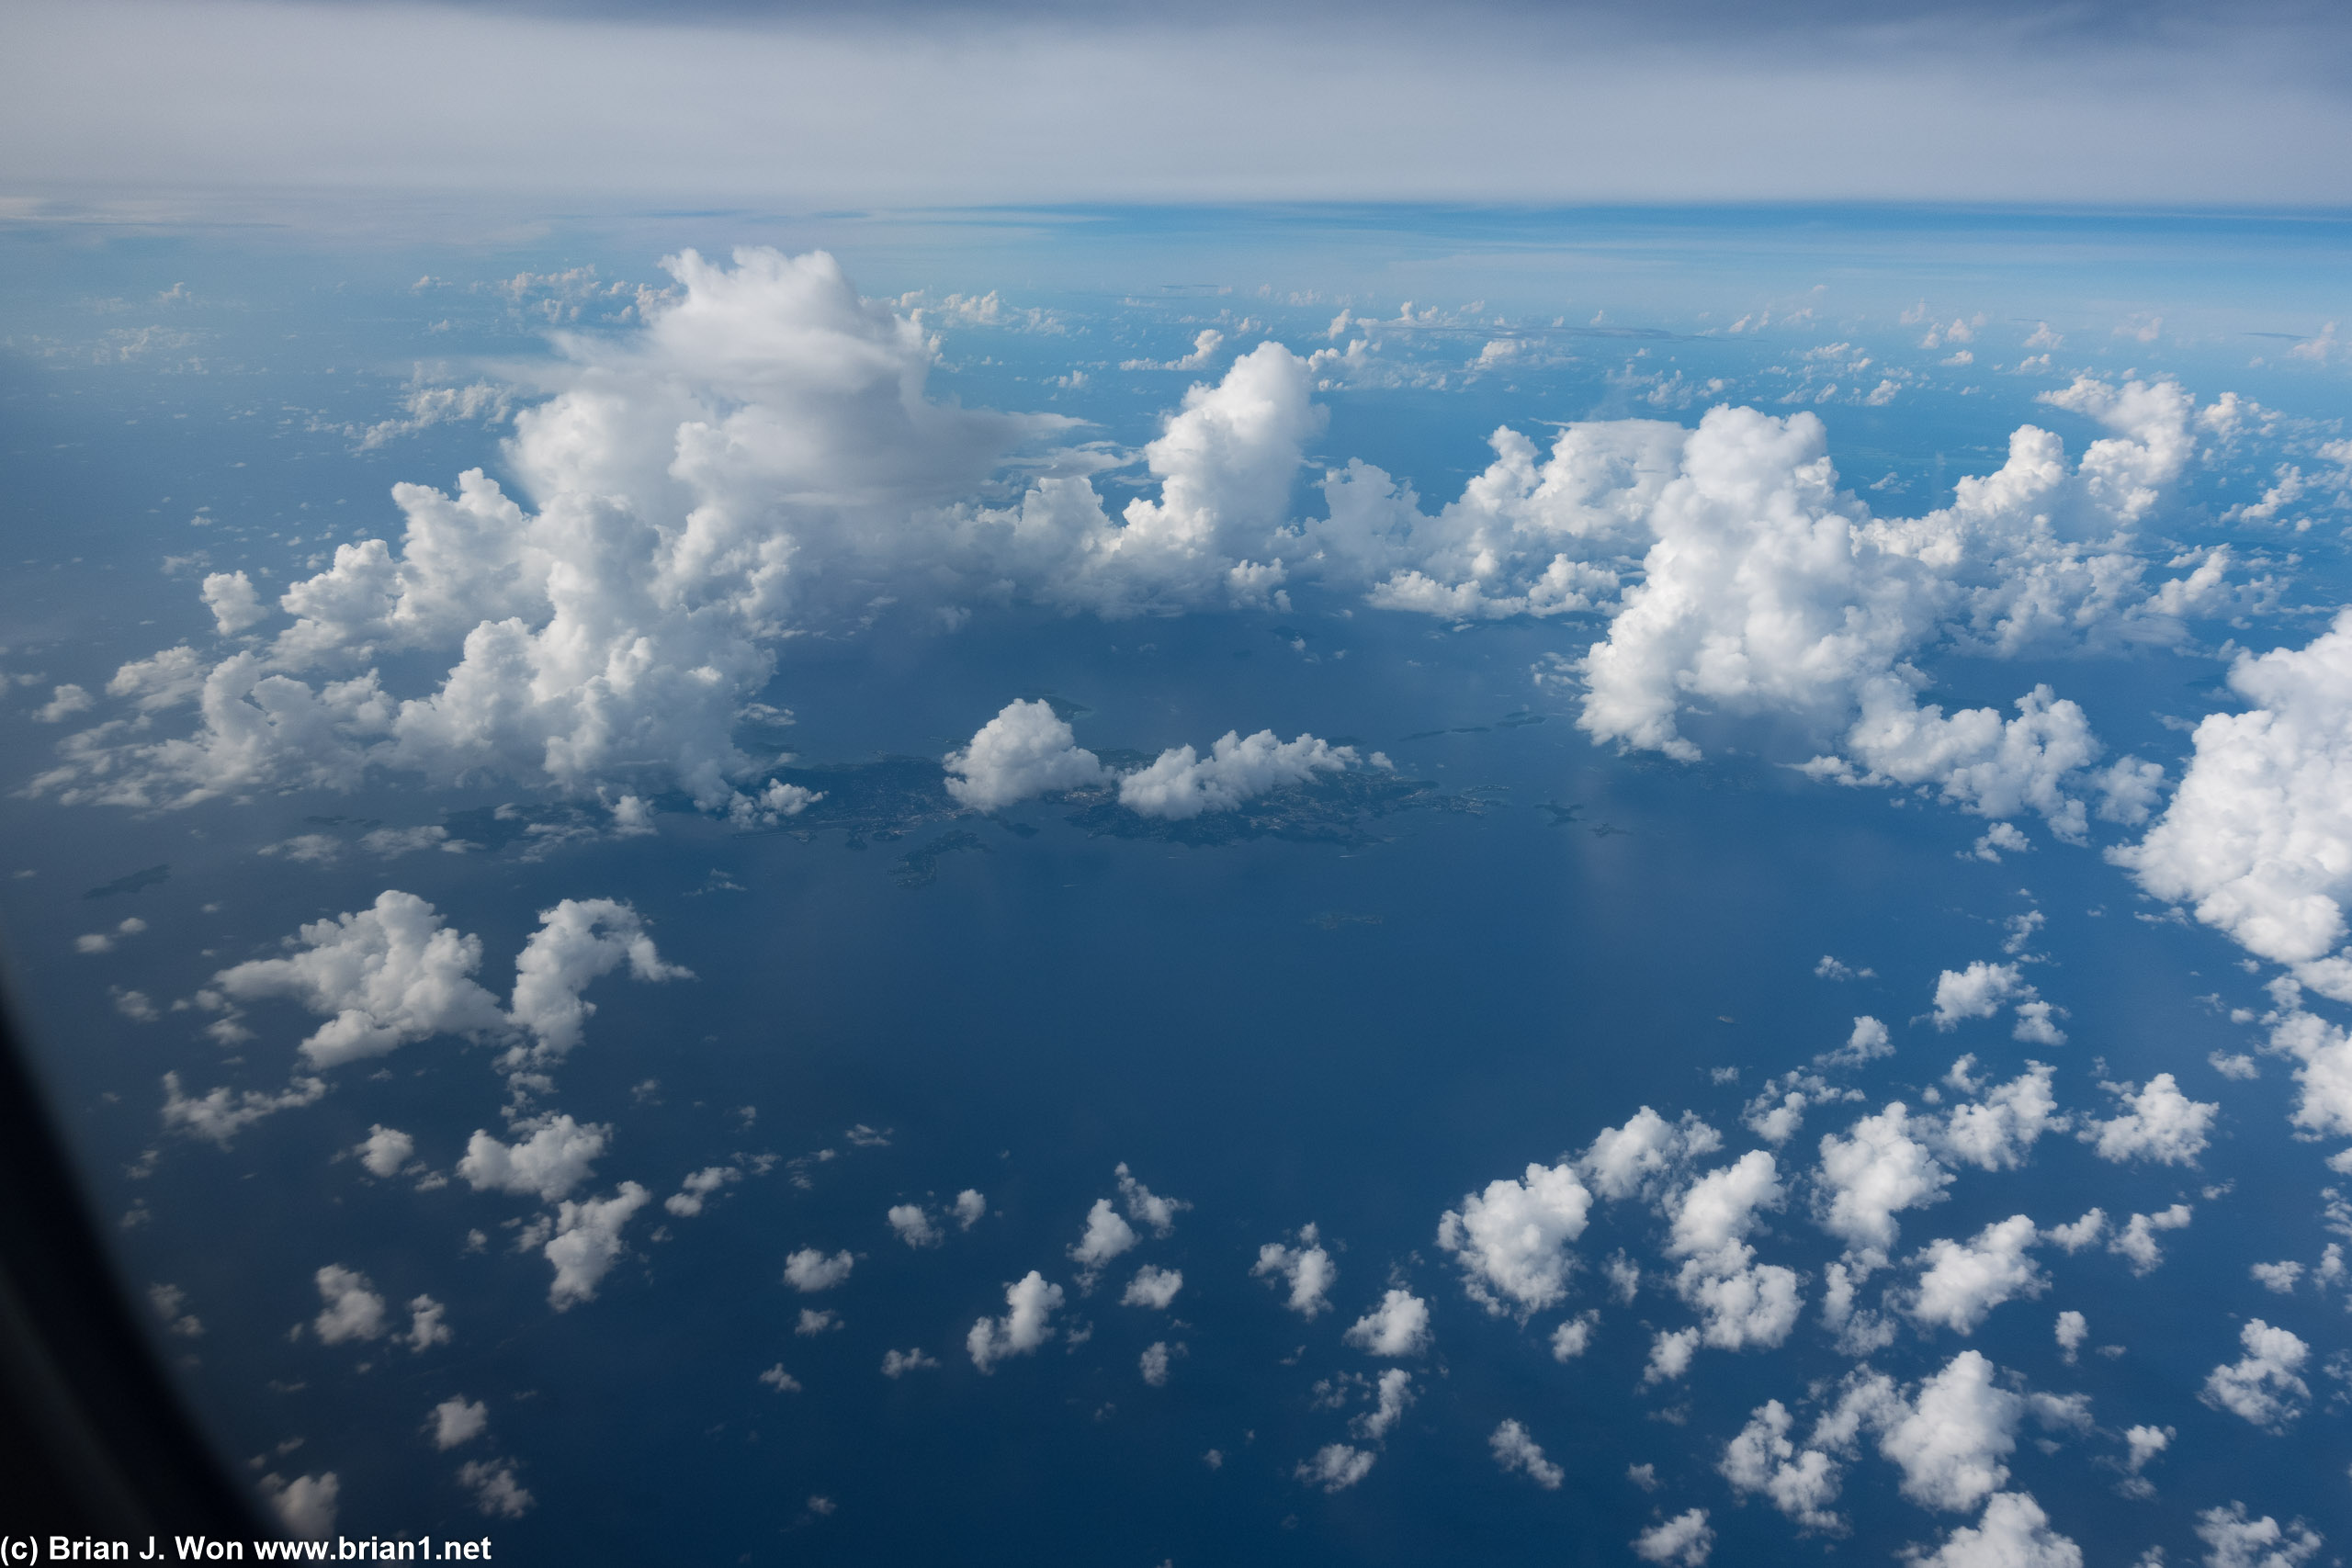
[2118,611,2352,1001]
[32,248,2251,829]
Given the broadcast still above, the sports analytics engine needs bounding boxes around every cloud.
[1632,1509,1713,1566]
[1069,1199,1137,1282]
[1295,1442,1375,1493]
[953,1190,987,1229]
[2109,1204,2191,1274]
[458,1115,609,1203]
[1905,1493,2082,1568]
[1813,1102,1951,1269]
[1252,1224,1337,1317]
[1121,1264,1183,1310]
[886,1203,941,1247]
[1817,1015,1893,1068]
[457,1459,533,1520]
[943,700,1105,810]
[1875,1351,2025,1512]
[1437,1159,1593,1315]
[159,1070,327,1146]
[1114,1163,1189,1235]
[2195,1504,2324,1568]
[1350,1367,1413,1442]
[506,897,690,1066]
[1721,1400,1845,1533]
[259,1473,338,1540]
[1905,1215,2048,1334]
[2116,610,2352,1002]
[2053,1310,2086,1364]
[1928,963,2029,1031]
[664,1165,739,1217]
[544,1182,650,1309]
[1116,729,1355,819]
[1661,1150,1802,1358]
[967,1271,1064,1372]
[1932,1061,2064,1171]
[1137,1340,1176,1386]
[1342,1288,1432,1357]
[2199,1319,2311,1430]
[879,1348,939,1378]
[1580,1107,1723,1201]
[784,1248,854,1292]
[212,890,506,1070]
[428,1397,488,1451]
[311,1265,387,1344]
[354,1124,414,1179]
[2078,1073,2216,1165]
[404,1294,451,1352]
[1488,1419,1564,1489]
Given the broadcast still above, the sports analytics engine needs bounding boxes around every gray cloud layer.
[7,0,2352,216]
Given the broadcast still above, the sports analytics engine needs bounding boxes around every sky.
[8,0,2352,224]
[6,3,2352,1562]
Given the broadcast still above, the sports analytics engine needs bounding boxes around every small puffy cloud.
[1122,1264,1183,1310]
[1252,1224,1337,1317]
[880,1348,939,1378]
[1351,1367,1413,1441]
[1069,1198,1137,1280]
[2250,1260,2302,1294]
[260,1473,339,1540]
[1663,1151,1803,1356]
[1906,1492,2083,1568]
[943,699,1105,810]
[202,570,267,635]
[1343,1288,1432,1357]
[1631,1508,1713,1566]
[1580,1107,1722,1201]
[758,1364,802,1392]
[214,890,507,1070]
[1115,1163,1189,1236]
[1877,1351,2024,1513]
[354,1124,414,1179]
[2053,1310,2087,1363]
[967,1271,1065,1372]
[1818,1015,1893,1068]
[953,1190,987,1229]
[1117,729,1353,819]
[404,1294,451,1352]
[1139,1340,1176,1386]
[428,1396,488,1450]
[795,1309,839,1336]
[1931,962,2029,1031]
[311,1265,388,1345]
[1814,1102,1952,1268]
[2195,1503,2324,1568]
[457,1115,608,1203]
[2079,1074,2216,1166]
[2199,1318,2311,1430]
[785,1248,854,1292]
[544,1182,651,1310]
[665,1165,739,1217]
[1489,1419,1564,1489]
[1295,1443,1375,1494]
[2109,1204,2191,1274]
[35,683,93,723]
[1905,1215,2048,1334]
[886,1203,942,1247]
[457,1459,533,1520]
[506,897,690,1066]
[1550,1309,1600,1360]
[2116,610,2352,1003]
[159,1071,327,1147]
[1438,1159,1593,1315]
[1721,1400,1844,1534]
[1933,1063,2064,1172]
